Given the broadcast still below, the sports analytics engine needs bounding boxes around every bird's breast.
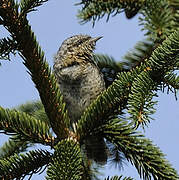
[55,62,105,122]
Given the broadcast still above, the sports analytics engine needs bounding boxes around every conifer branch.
[76,68,135,141]
[139,0,175,41]
[0,106,54,146]
[17,100,50,125]
[122,39,155,69]
[77,0,177,43]
[107,142,126,169]
[163,72,179,96]
[0,0,70,138]
[77,0,144,24]
[77,0,123,24]
[103,119,179,180]
[19,0,48,15]
[77,30,179,138]
[93,54,122,87]
[146,30,179,73]
[128,30,179,126]
[46,140,86,180]
[0,149,52,179]
[0,37,17,60]
[0,137,30,159]
[0,0,178,179]
[127,70,158,127]
[168,0,179,31]
[104,176,133,180]
[17,100,44,115]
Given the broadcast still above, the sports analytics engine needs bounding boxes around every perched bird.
[53,34,107,164]
[53,35,105,123]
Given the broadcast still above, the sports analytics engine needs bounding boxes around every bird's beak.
[91,36,103,42]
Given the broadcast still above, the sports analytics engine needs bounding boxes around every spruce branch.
[77,0,177,42]
[127,70,158,127]
[77,30,179,138]
[103,119,179,180]
[46,140,86,180]
[77,0,144,24]
[0,106,54,146]
[0,0,70,138]
[0,137,30,159]
[146,30,179,72]
[0,37,17,60]
[17,100,50,124]
[168,0,179,31]
[127,30,179,126]
[104,176,133,180]
[122,39,155,69]
[0,149,52,179]
[162,72,179,97]
[19,0,48,15]
[17,100,44,115]
[76,67,139,141]
[77,0,123,24]
[93,54,122,87]
[76,64,146,140]
[139,0,175,41]
[107,141,126,169]
[94,54,122,72]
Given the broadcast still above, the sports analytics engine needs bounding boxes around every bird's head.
[56,35,102,61]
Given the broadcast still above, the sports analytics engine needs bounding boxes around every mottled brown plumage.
[53,35,108,164]
[53,35,105,123]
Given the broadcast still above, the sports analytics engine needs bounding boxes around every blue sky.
[0,1,178,179]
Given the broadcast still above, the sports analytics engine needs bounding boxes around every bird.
[53,34,108,164]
